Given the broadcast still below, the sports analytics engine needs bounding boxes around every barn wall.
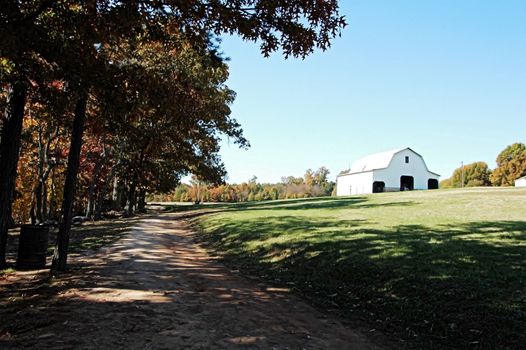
[336,171,374,195]
[373,149,439,190]
[337,148,441,196]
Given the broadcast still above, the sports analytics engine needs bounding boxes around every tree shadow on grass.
[245,198,416,211]
[199,216,526,349]
[165,196,372,211]
[167,196,417,218]
[163,196,345,211]
[1,214,378,349]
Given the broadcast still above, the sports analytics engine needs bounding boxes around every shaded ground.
[1,213,385,349]
[3,217,140,265]
[195,188,526,349]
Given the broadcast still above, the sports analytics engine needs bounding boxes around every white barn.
[336,147,440,196]
[515,176,526,187]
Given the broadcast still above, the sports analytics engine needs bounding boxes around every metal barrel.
[16,225,49,270]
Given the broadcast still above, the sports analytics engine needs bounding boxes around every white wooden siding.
[336,148,440,196]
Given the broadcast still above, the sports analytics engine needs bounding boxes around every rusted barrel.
[16,225,49,270]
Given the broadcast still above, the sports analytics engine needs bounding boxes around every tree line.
[0,1,346,270]
[150,167,335,203]
[440,143,526,188]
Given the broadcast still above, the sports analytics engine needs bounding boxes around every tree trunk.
[0,81,27,268]
[51,93,88,272]
[125,181,137,217]
[119,188,127,211]
[85,185,96,220]
[94,177,109,220]
[85,157,102,220]
[35,183,43,223]
[112,176,119,202]
[30,191,36,225]
[94,191,104,220]
[42,180,48,221]
[34,126,45,224]
[48,168,56,220]
[137,188,146,213]
[94,167,114,220]
[7,208,15,230]
[47,130,61,220]
[112,176,125,210]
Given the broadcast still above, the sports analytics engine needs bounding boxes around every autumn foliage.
[1,1,347,268]
[440,143,526,188]
[151,168,335,203]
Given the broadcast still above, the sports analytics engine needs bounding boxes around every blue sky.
[216,0,526,184]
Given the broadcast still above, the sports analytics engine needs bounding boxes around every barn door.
[372,181,385,193]
[428,179,439,189]
[400,176,414,191]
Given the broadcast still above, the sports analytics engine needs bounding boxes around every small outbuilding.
[515,175,526,187]
[336,147,440,196]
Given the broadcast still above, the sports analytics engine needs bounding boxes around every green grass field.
[192,187,526,349]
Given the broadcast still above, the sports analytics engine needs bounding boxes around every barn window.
[405,156,409,163]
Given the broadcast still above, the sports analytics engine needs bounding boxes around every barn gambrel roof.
[349,147,407,173]
[339,147,440,177]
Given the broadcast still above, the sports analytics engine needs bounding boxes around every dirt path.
[1,213,385,349]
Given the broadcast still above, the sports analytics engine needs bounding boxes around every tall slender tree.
[0,80,27,267]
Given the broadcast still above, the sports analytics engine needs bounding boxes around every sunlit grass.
[193,187,526,349]
[1,267,16,275]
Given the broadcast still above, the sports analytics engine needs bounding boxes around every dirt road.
[1,213,384,349]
